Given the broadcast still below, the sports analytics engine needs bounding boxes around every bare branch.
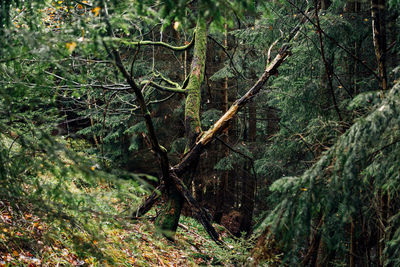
[286,0,381,81]
[141,80,186,94]
[108,33,195,51]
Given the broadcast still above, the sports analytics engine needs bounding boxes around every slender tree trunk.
[371,2,388,263]
[315,0,343,121]
[239,101,256,235]
[130,14,304,242]
[387,10,398,69]
[346,1,361,96]
[316,238,329,267]
[155,18,208,239]
[350,220,355,267]
[214,24,230,224]
[371,0,387,91]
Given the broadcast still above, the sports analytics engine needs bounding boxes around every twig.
[178,223,209,243]
[287,0,380,81]
[313,0,343,121]
[207,35,249,80]
[215,135,257,182]
[267,38,280,65]
[150,247,166,267]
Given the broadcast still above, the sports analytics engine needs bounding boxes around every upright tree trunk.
[315,1,343,121]
[155,18,208,239]
[371,0,387,91]
[214,24,230,224]
[371,1,388,263]
[239,101,256,235]
[184,19,207,149]
[387,10,398,69]
[346,1,361,96]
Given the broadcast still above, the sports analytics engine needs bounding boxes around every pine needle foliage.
[0,1,156,262]
[258,81,400,266]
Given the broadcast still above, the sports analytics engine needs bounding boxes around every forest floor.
[1,196,252,266]
[1,206,249,266]
[0,144,253,266]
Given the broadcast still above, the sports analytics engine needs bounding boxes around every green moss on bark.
[155,187,183,240]
[184,19,208,150]
[156,18,208,240]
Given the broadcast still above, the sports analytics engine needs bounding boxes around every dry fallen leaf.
[65,42,77,53]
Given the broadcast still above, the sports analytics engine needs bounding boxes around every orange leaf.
[91,6,101,17]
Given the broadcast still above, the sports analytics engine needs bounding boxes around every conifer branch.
[287,0,381,81]
[314,0,343,121]
[174,12,308,176]
[207,35,249,80]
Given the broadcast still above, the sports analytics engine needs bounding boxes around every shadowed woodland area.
[1,0,400,266]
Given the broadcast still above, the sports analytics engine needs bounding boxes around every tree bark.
[155,18,208,239]
[126,12,305,242]
[214,24,230,224]
[315,0,343,121]
[239,102,256,235]
[346,1,361,96]
[371,0,387,91]
[184,19,207,149]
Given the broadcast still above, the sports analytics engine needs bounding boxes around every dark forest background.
[1,0,400,265]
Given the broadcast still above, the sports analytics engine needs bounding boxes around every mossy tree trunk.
[136,15,298,242]
[184,19,207,150]
[155,18,208,239]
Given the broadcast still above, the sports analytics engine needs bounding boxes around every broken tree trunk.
[128,13,306,244]
[174,10,309,177]
[131,43,293,243]
[155,18,208,239]
[174,43,292,177]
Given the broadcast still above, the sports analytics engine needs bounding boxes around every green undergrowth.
[0,138,252,266]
